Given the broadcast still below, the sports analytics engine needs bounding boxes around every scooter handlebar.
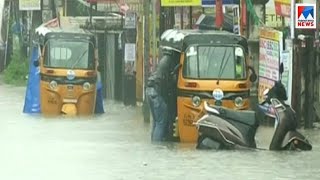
[270,98,286,112]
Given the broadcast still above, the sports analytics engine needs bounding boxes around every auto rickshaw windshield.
[183,45,246,80]
[44,39,95,70]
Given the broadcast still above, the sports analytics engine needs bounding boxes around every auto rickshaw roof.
[35,17,95,45]
[160,29,248,53]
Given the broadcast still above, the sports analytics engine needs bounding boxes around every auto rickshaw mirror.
[249,73,257,82]
[248,66,257,82]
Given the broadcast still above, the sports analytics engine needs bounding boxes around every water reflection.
[0,84,320,179]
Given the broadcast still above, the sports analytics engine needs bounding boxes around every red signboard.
[215,0,223,28]
[274,0,290,17]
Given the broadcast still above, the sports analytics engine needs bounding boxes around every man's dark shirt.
[147,54,177,102]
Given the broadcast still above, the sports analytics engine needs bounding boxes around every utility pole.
[290,0,300,124]
[3,1,11,68]
[51,0,57,19]
[143,0,150,122]
[304,36,315,128]
[152,0,157,64]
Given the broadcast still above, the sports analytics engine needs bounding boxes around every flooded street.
[1,82,320,180]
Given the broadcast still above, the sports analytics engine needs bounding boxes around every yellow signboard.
[19,0,41,11]
[161,0,201,7]
[259,27,281,41]
[274,0,290,4]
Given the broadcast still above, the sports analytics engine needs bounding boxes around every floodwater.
[1,82,320,180]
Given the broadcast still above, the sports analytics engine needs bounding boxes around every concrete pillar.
[247,1,269,112]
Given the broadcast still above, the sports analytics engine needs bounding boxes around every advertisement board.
[258,28,283,103]
[125,43,136,75]
[281,50,292,105]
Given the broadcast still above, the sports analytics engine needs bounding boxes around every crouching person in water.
[146,50,179,141]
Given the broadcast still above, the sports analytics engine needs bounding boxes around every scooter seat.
[208,105,258,127]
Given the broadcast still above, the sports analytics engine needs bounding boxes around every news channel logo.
[295,3,317,29]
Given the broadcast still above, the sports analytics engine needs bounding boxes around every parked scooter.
[195,65,312,151]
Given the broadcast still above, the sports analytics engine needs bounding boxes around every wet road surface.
[1,82,320,180]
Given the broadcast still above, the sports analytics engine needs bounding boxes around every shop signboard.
[258,28,283,104]
[161,0,201,7]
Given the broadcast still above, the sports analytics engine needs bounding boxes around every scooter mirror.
[262,88,269,100]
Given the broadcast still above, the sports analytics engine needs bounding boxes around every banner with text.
[258,27,283,103]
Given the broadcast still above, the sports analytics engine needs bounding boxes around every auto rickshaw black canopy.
[43,32,96,45]
[160,29,248,53]
[34,18,96,46]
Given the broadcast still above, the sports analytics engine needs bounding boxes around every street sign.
[124,12,136,29]
[19,0,41,11]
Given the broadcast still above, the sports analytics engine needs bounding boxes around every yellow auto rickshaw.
[34,26,98,116]
[159,29,257,142]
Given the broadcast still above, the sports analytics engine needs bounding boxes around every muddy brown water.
[0,83,319,180]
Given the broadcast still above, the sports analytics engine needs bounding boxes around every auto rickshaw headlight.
[49,80,58,90]
[83,82,91,91]
[234,97,244,107]
[192,96,201,107]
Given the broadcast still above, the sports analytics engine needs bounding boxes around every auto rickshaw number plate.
[215,100,222,106]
